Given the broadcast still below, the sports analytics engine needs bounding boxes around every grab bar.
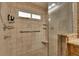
[20,30,40,33]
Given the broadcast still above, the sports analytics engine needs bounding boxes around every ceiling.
[32,2,63,10]
[48,2,65,14]
[32,2,48,9]
[48,2,63,9]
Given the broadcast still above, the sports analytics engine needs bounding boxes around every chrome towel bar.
[20,30,40,33]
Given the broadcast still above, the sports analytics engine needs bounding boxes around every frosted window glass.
[32,14,41,20]
[18,11,31,18]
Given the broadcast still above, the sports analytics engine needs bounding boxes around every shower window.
[18,11,31,18]
[32,14,41,20]
[18,11,41,20]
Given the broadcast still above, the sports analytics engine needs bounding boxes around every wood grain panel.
[67,43,79,56]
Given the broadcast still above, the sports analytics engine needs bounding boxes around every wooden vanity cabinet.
[67,43,79,56]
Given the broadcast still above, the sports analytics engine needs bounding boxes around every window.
[32,14,41,20]
[18,11,41,20]
[18,11,31,18]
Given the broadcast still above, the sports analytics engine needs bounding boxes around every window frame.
[17,10,42,21]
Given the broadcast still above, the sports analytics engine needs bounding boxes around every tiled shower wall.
[0,3,48,56]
